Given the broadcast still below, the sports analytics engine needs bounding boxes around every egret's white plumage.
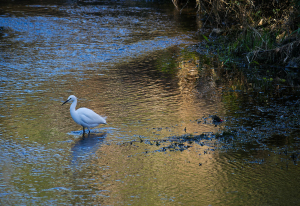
[62,95,107,133]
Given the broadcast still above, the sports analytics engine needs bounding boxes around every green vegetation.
[174,0,300,68]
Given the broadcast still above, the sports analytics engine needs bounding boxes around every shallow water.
[1,0,300,205]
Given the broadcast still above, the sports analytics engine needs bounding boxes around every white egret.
[62,95,107,134]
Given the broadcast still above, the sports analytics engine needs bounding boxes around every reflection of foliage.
[154,48,179,76]
[219,67,300,149]
[222,91,240,115]
[180,48,198,61]
[158,56,178,75]
[154,47,200,76]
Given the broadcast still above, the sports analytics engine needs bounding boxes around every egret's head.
[62,95,77,105]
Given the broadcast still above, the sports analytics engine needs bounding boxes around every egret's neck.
[70,99,77,113]
[69,99,81,125]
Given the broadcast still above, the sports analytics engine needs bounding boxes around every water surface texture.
[1,0,300,205]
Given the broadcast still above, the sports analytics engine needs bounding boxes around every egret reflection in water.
[71,132,107,165]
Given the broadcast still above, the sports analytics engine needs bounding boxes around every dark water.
[1,0,300,205]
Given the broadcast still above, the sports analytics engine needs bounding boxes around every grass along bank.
[174,0,300,69]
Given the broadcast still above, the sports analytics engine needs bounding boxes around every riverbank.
[174,0,300,70]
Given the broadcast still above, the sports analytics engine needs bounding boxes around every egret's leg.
[88,128,91,134]
[82,127,85,134]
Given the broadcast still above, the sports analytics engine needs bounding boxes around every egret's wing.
[78,108,107,126]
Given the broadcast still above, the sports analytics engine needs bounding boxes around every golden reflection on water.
[58,47,225,142]
[1,46,300,205]
[83,140,221,205]
[0,43,229,205]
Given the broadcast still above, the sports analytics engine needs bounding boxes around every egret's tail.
[102,116,107,124]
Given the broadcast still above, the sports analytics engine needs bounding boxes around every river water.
[1,0,300,205]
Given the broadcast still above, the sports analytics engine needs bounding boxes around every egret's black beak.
[62,99,70,106]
